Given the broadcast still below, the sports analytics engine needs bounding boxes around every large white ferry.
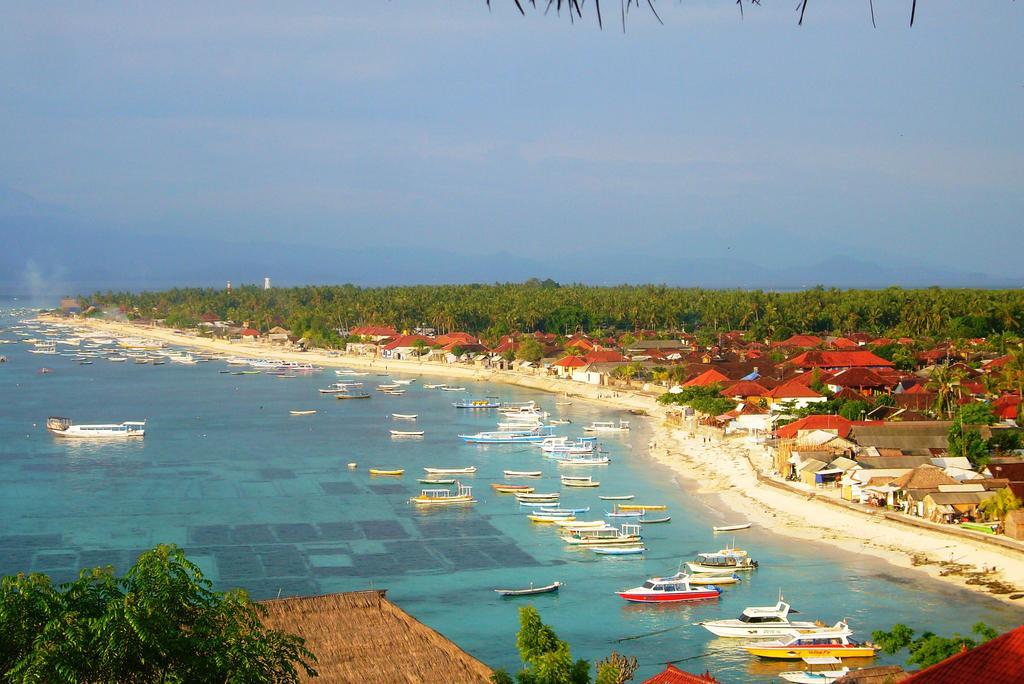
[46,417,146,438]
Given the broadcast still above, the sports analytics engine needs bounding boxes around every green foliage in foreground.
[0,545,316,683]
[657,384,737,417]
[491,607,632,684]
[873,622,998,669]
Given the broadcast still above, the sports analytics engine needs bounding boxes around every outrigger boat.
[599,495,635,501]
[592,546,645,556]
[419,478,455,485]
[495,581,561,597]
[699,598,830,638]
[583,419,630,433]
[422,383,446,389]
[335,392,371,400]
[392,413,418,420]
[528,513,575,523]
[687,573,739,585]
[390,430,425,436]
[561,475,600,487]
[453,398,501,409]
[369,468,404,476]
[616,572,722,603]
[459,426,556,444]
[713,522,752,532]
[616,504,667,512]
[46,417,145,438]
[289,410,317,416]
[778,662,850,683]
[638,516,672,524]
[744,627,876,660]
[555,455,610,466]
[687,547,759,573]
[491,484,535,493]
[504,470,542,477]
[561,523,642,546]
[424,466,477,475]
[409,482,477,506]
[515,492,559,502]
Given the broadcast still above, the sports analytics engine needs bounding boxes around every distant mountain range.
[1,186,1020,296]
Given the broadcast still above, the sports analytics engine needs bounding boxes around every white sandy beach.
[39,316,1024,608]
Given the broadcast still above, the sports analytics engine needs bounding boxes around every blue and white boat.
[459,426,556,443]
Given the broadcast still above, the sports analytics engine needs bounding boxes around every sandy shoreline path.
[40,316,1024,608]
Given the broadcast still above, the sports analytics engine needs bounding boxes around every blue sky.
[1,1,1022,285]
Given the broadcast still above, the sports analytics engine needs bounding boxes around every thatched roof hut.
[260,590,493,683]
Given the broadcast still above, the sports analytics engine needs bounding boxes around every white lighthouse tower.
[263,276,271,290]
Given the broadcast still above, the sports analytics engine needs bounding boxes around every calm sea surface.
[1,299,1020,682]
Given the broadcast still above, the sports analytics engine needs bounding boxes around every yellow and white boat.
[369,468,404,476]
[529,513,575,523]
[409,482,476,506]
[744,626,878,660]
[561,523,642,546]
[616,504,667,511]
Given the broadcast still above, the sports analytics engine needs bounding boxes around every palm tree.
[979,488,1022,522]
[927,364,966,418]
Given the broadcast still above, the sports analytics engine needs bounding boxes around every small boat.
[390,430,425,437]
[639,516,672,524]
[555,519,609,529]
[687,573,740,585]
[441,386,467,391]
[599,495,635,501]
[419,478,456,485]
[528,513,575,523]
[744,627,876,660]
[515,492,559,501]
[583,420,630,433]
[605,510,645,518]
[336,392,371,400]
[491,484,534,493]
[369,468,404,476]
[778,663,850,684]
[554,455,610,466]
[539,506,590,514]
[517,500,560,508]
[392,379,415,385]
[561,475,599,488]
[410,482,477,506]
[549,419,571,425]
[713,523,752,532]
[423,383,446,389]
[392,413,418,420]
[289,410,317,416]
[688,547,759,573]
[616,504,667,511]
[347,463,358,469]
[592,546,645,556]
[453,398,501,409]
[562,523,642,546]
[617,572,722,602]
[555,401,573,406]
[504,470,542,477]
[424,466,477,475]
[495,581,562,597]
[377,384,399,391]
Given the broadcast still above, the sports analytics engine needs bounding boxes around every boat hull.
[745,646,877,660]
[617,589,720,602]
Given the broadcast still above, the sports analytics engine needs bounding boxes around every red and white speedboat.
[616,572,722,603]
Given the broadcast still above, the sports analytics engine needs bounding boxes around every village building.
[380,334,435,360]
[786,350,894,372]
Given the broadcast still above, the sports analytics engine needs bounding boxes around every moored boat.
[46,417,145,438]
[528,513,575,523]
[289,410,317,416]
[561,475,599,487]
[409,482,477,506]
[599,494,635,501]
[419,478,455,485]
[390,430,425,436]
[335,392,371,400]
[562,523,642,546]
[491,484,535,493]
[592,545,645,556]
[392,413,418,420]
[713,522,752,532]
[744,628,877,660]
[504,470,542,477]
[687,547,759,573]
[495,581,561,597]
[453,398,501,409]
[616,572,722,602]
[424,466,477,475]
[368,468,404,476]
[583,419,630,433]
[699,599,831,638]
[778,663,850,683]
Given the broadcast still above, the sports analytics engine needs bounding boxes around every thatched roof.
[891,464,958,491]
[260,590,493,683]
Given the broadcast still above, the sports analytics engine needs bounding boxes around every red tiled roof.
[788,350,894,369]
[240,328,260,337]
[585,350,627,363]
[766,381,823,399]
[564,336,595,351]
[828,337,861,349]
[201,312,219,323]
[642,664,721,684]
[381,334,435,351]
[985,354,1013,370]
[435,332,478,346]
[682,369,731,387]
[903,382,931,394]
[903,624,1024,683]
[785,370,835,386]
[772,334,823,349]
[828,367,890,389]
[720,380,770,397]
[553,355,587,368]
[992,393,1022,420]
[775,415,855,439]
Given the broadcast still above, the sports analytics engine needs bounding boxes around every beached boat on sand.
[583,419,630,433]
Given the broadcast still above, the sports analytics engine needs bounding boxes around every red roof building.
[381,334,435,352]
[902,624,1024,683]
[766,381,823,400]
[435,332,478,346]
[350,325,399,340]
[585,350,627,363]
[642,664,721,684]
[563,335,595,352]
[720,381,770,398]
[683,369,731,388]
[992,393,1022,421]
[827,367,891,393]
[827,336,861,349]
[240,328,260,338]
[775,415,856,440]
[787,350,894,371]
[553,355,587,368]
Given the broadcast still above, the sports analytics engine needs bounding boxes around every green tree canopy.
[873,622,998,669]
[0,545,315,683]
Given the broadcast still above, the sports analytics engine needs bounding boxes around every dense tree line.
[87,282,1024,346]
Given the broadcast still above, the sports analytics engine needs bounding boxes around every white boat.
[46,416,145,438]
[289,410,317,416]
[424,466,477,475]
[687,547,759,573]
[699,599,831,638]
[392,379,415,385]
[583,419,630,433]
[423,383,446,389]
[495,581,562,597]
[561,475,599,487]
[599,495,635,501]
[504,470,542,477]
[335,369,368,376]
[778,661,850,683]
[561,523,642,546]
[441,386,466,392]
[392,413,418,420]
[713,523,752,532]
[390,430,425,437]
[592,546,645,556]
[555,455,610,466]
[687,573,740,585]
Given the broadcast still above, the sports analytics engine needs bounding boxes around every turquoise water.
[1,302,1021,682]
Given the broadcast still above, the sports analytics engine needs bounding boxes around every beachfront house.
[380,334,435,360]
[921,485,998,523]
